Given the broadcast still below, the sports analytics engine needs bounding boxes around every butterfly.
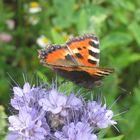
[38,34,113,88]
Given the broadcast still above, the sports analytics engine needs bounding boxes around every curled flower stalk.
[7,82,117,140]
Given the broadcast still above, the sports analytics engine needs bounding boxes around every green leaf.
[124,1,135,11]
[58,81,74,96]
[101,135,124,140]
[101,32,132,50]
[52,0,75,28]
[134,82,140,102]
[114,10,128,24]
[111,51,140,70]
[120,103,140,140]
[128,22,140,46]
[51,29,65,44]
[36,71,50,84]
[53,0,75,17]
[77,9,88,33]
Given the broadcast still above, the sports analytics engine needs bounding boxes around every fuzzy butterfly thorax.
[38,34,113,88]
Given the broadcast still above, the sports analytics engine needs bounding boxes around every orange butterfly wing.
[38,34,113,88]
[66,34,100,67]
[39,44,77,67]
[39,34,100,68]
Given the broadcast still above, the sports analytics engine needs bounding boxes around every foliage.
[101,135,124,140]
[0,0,140,139]
[0,106,7,140]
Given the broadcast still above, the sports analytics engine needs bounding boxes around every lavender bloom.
[55,122,97,140]
[39,89,67,114]
[8,110,49,140]
[11,83,32,110]
[8,83,51,140]
[66,94,83,110]
[39,90,83,129]
[11,83,48,112]
[6,132,19,140]
[39,90,83,115]
[83,101,117,129]
[60,93,83,118]
[8,82,117,140]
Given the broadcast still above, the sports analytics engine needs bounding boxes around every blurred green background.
[0,0,140,140]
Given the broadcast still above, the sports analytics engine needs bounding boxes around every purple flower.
[39,90,84,128]
[11,83,32,110]
[60,93,83,118]
[55,122,98,140]
[8,82,117,140]
[6,132,19,140]
[39,90,83,115]
[39,89,67,114]
[11,83,48,112]
[8,83,51,139]
[8,110,49,140]
[83,101,117,129]
[66,94,83,110]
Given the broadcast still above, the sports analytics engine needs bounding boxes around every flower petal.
[13,87,23,97]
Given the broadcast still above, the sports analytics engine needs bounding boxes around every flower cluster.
[7,82,117,140]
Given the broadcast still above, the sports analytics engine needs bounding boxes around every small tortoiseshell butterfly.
[38,34,113,88]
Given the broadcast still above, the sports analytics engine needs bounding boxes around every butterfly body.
[54,69,102,88]
[38,34,113,88]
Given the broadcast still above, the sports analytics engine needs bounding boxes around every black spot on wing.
[94,37,98,41]
[65,54,73,61]
[88,50,99,59]
[75,53,83,59]
[78,47,82,50]
[89,41,99,48]
[88,59,97,65]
